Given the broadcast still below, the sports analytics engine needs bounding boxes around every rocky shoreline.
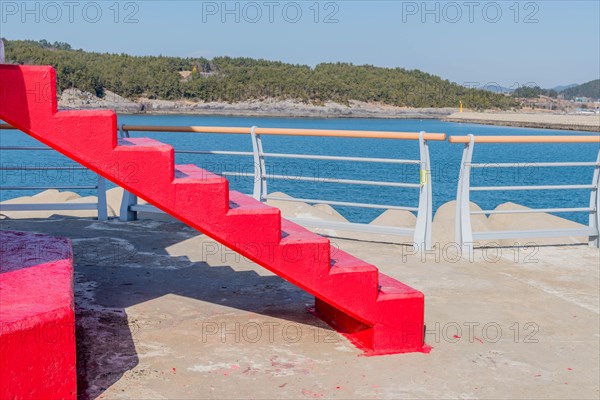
[58,88,456,119]
[58,88,600,131]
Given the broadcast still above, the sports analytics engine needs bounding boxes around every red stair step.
[228,190,278,215]
[312,248,380,328]
[327,249,379,299]
[174,164,225,182]
[52,111,118,156]
[270,220,331,290]
[212,191,282,249]
[112,137,175,192]
[171,164,230,218]
[377,273,424,302]
[0,66,57,128]
[315,271,426,355]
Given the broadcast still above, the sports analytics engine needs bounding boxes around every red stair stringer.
[0,65,428,355]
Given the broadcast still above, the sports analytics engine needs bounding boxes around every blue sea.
[1,115,599,225]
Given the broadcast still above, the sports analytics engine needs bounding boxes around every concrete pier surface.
[0,207,598,399]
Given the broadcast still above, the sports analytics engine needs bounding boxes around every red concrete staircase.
[0,65,427,355]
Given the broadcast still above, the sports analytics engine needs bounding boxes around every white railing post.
[120,191,138,221]
[118,124,138,220]
[120,124,130,138]
[96,175,108,221]
[456,134,475,256]
[414,131,432,250]
[589,149,600,247]
[250,126,267,201]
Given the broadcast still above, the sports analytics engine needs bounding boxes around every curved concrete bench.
[0,230,76,400]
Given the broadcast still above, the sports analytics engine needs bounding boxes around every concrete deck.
[0,214,598,400]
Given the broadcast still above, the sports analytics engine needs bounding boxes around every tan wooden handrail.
[450,135,600,144]
[121,125,447,141]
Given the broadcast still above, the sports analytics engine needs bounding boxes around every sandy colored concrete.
[370,209,417,228]
[444,112,600,132]
[0,214,597,400]
[266,192,415,244]
[3,190,594,248]
[488,202,590,246]
[432,200,494,248]
[0,188,123,219]
[312,204,347,221]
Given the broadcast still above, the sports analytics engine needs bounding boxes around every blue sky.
[1,0,598,88]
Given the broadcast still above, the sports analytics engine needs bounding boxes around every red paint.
[0,230,76,400]
[0,65,427,355]
[474,336,484,344]
[301,389,323,398]
[453,335,461,339]
[567,368,572,371]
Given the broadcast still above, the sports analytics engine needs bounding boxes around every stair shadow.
[73,229,324,399]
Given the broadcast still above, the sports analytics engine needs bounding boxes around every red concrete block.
[0,231,76,400]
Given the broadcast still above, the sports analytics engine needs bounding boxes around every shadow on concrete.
[0,216,325,399]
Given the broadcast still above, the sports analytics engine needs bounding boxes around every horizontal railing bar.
[265,195,419,211]
[266,175,420,188]
[0,146,52,151]
[450,135,600,144]
[471,184,597,191]
[0,167,87,171]
[0,186,98,190]
[0,203,98,211]
[221,172,255,178]
[473,228,597,240]
[289,217,415,237]
[124,125,249,134]
[130,204,162,213]
[175,150,254,156]
[120,124,446,141]
[470,162,600,168]
[262,152,421,164]
[472,207,594,215]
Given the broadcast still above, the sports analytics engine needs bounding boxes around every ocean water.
[1,115,598,225]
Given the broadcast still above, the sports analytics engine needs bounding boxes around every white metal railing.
[452,134,600,255]
[0,126,108,220]
[119,125,446,249]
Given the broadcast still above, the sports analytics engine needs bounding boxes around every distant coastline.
[444,111,600,132]
[58,88,600,131]
[58,88,457,120]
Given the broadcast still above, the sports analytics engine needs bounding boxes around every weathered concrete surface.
[0,216,597,400]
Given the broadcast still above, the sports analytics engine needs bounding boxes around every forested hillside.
[561,80,600,100]
[4,39,518,109]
